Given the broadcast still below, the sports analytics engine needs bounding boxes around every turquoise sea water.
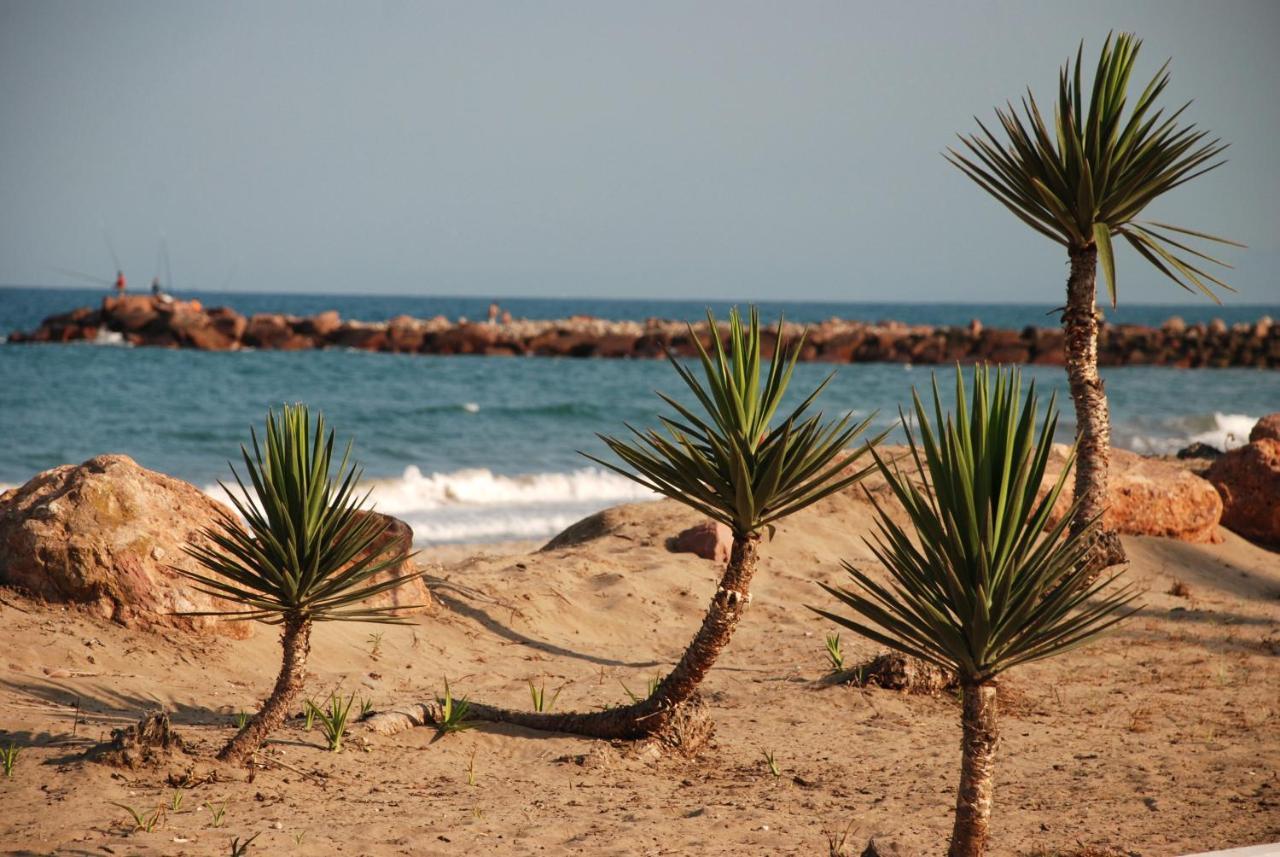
[1,286,1276,544]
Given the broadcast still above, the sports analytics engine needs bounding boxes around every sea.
[1,286,1275,545]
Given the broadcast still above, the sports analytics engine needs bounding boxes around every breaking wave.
[204,465,658,546]
[1116,412,1258,456]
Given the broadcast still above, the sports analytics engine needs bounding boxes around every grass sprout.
[528,680,561,712]
[436,677,473,735]
[229,832,260,856]
[825,632,845,672]
[314,692,356,752]
[1,743,19,778]
[367,631,384,660]
[113,802,164,833]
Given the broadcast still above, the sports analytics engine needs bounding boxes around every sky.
[0,0,1277,304]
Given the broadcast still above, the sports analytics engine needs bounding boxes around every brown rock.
[206,307,248,342]
[169,309,240,350]
[329,322,388,351]
[1206,439,1280,545]
[103,294,162,334]
[668,520,732,563]
[1250,413,1280,443]
[244,313,312,350]
[386,316,426,353]
[1041,445,1222,543]
[0,455,252,637]
[345,511,433,615]
[295,310,342,338]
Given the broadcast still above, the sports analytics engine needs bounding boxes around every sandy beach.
[2,472,1276,856]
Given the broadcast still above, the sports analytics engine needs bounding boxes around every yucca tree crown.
[813,366,1138,682]
[180,404,420,624]
[587,307,880,537]
[946,32,1243,304]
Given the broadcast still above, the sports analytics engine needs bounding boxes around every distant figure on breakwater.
[114,271,126,295]
[488,301,500,325]
[150,277,173,304]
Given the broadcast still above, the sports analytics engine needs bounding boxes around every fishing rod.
[104,230,121,273]
[51,266,112,287]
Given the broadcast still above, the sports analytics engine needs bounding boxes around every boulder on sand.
[1041,445,1222,544]
[0,455,253,638]
[1206,438,1280,545]
[1250,413,1280,443]
[668,520,733,563]
[346,511,434,614]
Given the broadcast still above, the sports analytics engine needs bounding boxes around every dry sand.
[1,483,1277,856]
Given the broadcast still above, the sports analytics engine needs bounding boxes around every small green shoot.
[762,749,781,779]
[825,632,845,672]
[314,692,355,752]
[358,695,375,719]
[436,677,473,735]
[113,802,163,833]
[528,680,561,713]
[367,631,384,660]
[293,830,306,845]
[302,699,318,731]
[229,832,260,856]
[824,819,859,857]
[1,743,19,778]
[208,801,228,827]
[619,674,661,703]
[233,710,249,730]
[169,790,184,812]
[466,747,478,786]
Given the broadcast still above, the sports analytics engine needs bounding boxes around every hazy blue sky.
[1,1,1276,303]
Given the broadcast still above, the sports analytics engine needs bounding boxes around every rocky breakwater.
[9,295,1278,367]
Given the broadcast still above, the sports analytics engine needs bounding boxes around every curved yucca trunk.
[462,534,760,739]
[1063,245,1126,573]
[218,615,312,764]
[950,681,998,857]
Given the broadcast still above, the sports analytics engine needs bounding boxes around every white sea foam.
[203,465,658,546]
[1117,412,1259,456]
[92,328,127,346]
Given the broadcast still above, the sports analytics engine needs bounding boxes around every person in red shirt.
[114,271,126,295]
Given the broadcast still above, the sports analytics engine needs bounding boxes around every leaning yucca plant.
[451,306,881,739]
[946,33,1242,572]
[813,366,1138,857]
[180,404,422,764]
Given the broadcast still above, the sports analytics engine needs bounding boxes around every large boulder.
[346,511,434,614]
[0,455,253,637]
[1041,445,1222,544]
[668,520,732,563]
[1250,413,1280,443]
[1206,439,1280,545]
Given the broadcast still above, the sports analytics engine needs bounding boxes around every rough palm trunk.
[1063,244,1126,573]
[949,680,998,857]
[382,534,761,740]
[218,614,311,764]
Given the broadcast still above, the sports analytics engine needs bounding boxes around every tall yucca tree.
[180,404,422,765]
[465,307,882,738]
[813,366,1139,857]
[946,33,1242,571]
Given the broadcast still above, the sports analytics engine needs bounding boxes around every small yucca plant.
[456,306,882,739]
[180,404,422,764]
[813,366,1138,857]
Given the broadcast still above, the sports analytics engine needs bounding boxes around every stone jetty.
[8,294,1277,367]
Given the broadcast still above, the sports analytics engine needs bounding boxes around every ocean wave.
[413,401,606,419]
[203,465,658,546]
[1117,412,1258,456]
